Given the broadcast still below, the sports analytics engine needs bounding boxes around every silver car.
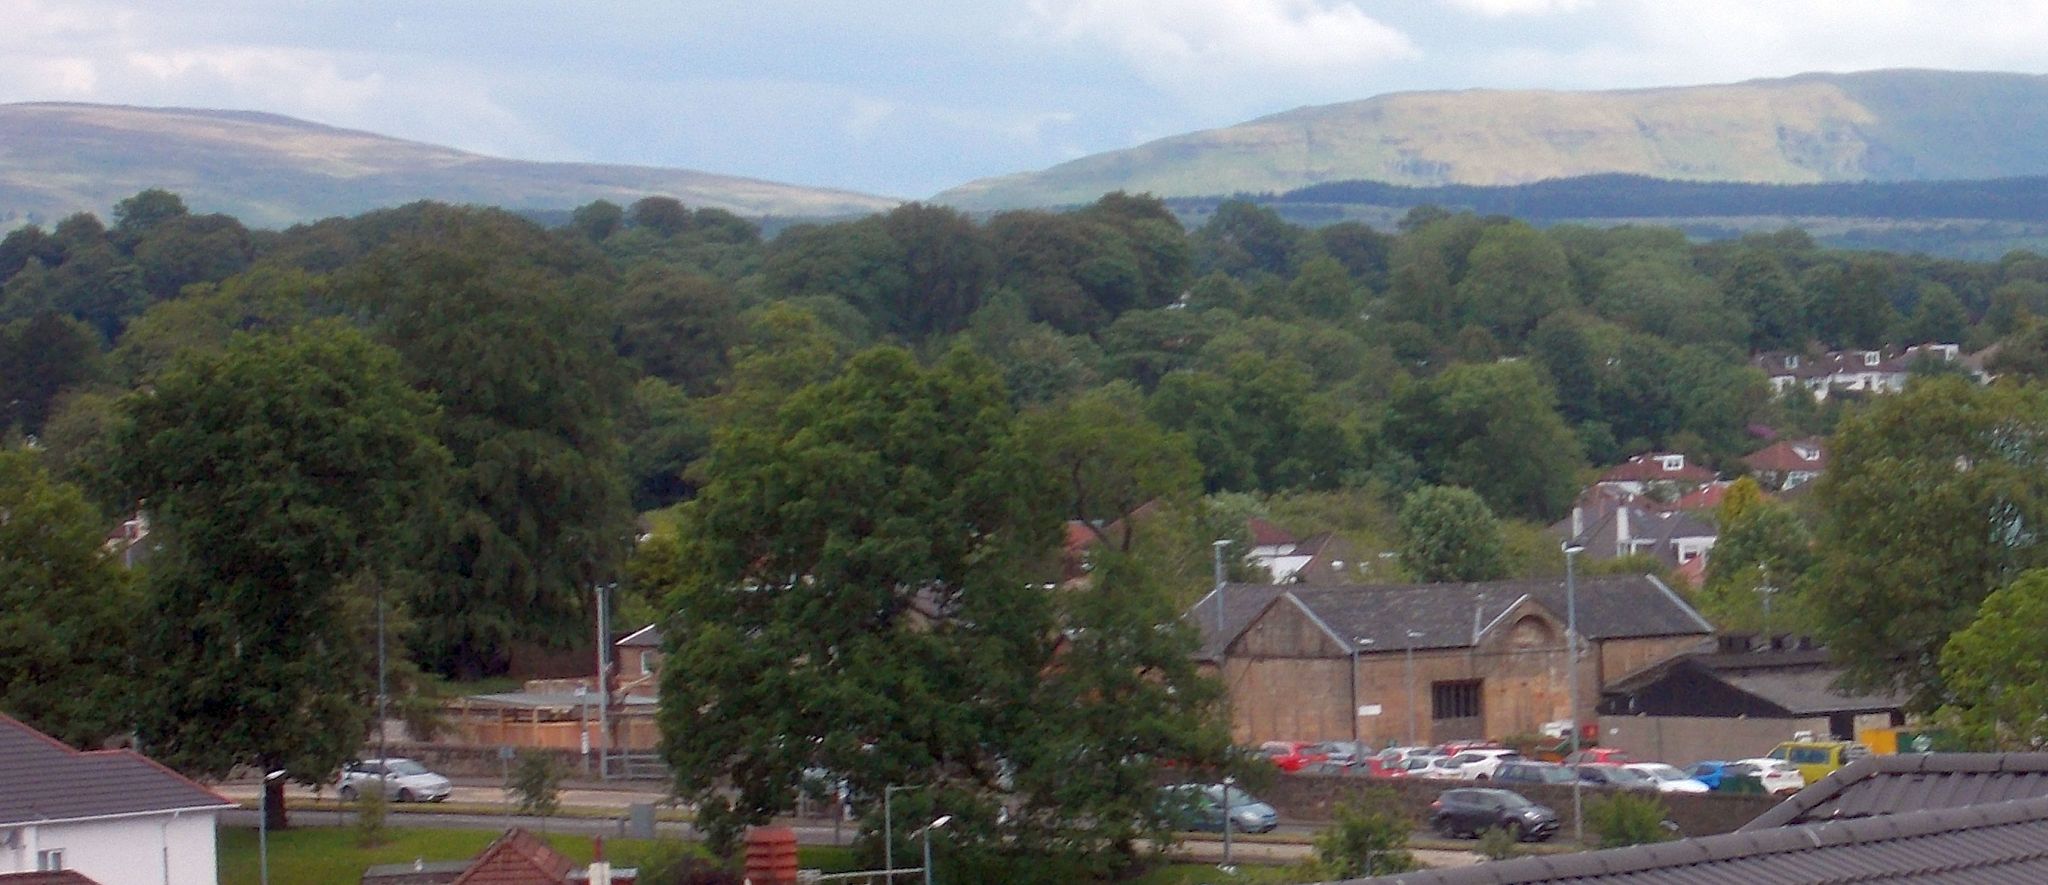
[338,757,453,802]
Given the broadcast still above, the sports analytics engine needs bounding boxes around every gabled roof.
[0,873,105,885]
[615,623,662,648]
[0,713,233,827]
[1191,575,1711,661]
[1247,517,1296,547]
[1603,651,1907,718]
[1599,453,1716,486]
[1744,438,1828,473]
[452,828,575,885]
[1744,753,2048,830]
[1347,792,2048,884]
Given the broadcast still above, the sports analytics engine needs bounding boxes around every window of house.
[37,848,63,871]
[1431,680,1483,720]
[640,650,662,676]
[1659,455,1684,471]
[1784,355,1799,369]
[1864,351,1880,366]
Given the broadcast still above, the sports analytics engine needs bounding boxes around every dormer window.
[1659,455,1685,471]
[1864,351,1880,366]
[1784,355,1799,369]
[1793,445,1818,461]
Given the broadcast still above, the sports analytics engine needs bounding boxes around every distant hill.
[935,69,2048,210]
[0,103,901,229]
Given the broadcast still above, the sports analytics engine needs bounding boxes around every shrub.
[1475,826,1521,861]
[510,750,563,821]
[352,786,389,847]
[1586,791,1675,848]
[1313,788,1417,877]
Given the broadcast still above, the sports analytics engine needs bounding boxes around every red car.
[1563,747,1633,765]
[1260,741,1330,773]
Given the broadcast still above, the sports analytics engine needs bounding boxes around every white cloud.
[1444,0,1593,17]
[1021,0,1418,104]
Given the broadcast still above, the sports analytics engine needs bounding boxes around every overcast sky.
[5,1,2046,199]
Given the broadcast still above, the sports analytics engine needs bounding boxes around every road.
[215,779,1482,870]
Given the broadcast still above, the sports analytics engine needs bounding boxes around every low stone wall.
[1252,773,1779,837]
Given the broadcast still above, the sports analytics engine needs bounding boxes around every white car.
[1437,749,1523,780]
[1625,762,1711,793]
[338,757,453,802]
[1733,757,1808,795]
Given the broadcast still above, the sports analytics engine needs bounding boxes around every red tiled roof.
[1744,438,1827,473]
[1247,517,1295,546]
[1671,482,1729,512]
[1597,453,1715,485]
[0,873,103,885]
[452,829,575,885]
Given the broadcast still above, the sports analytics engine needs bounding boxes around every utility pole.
[595,582,613,780]
[1563,541,1586,846]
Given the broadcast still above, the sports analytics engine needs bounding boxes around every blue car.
[1686,761,1735,790]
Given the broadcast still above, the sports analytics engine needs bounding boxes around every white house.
[0,714,233,885]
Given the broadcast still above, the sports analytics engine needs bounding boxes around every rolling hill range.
[0,103,900,229]
[935,69,2048,211]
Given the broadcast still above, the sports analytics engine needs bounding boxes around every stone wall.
[1248,773,1779,838]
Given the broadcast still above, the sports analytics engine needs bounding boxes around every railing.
[797,870,923,883]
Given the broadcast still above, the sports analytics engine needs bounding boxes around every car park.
[1732,757,1809,795]
[1624,762,1711,793]
[1767,739,1871,786]
[1312,740,1373,768]
[1493,760,1579,787]
[338,757,453,802]
[1437,748,1522,780]
[1389,756,1439,776]
[1158,783,1280,834]
[1562,747,1633,765]
[1575,763,1658,791]
[1428,788,1560,841]
[1261,740,1330,773]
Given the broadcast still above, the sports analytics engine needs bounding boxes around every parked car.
[1767,739,1871,786]
[1493,760,1579,787]
[1562,747,1633,765]
[1260,741,1330,773]
[1575,763,1658,792]
[1439,739,1508,755]
[1438,749,1523,780]
[338,757,452,802]
[1624,763,1711,793]
[1428,788,1560,841]
[1157,784,1280,834]
[1390,756,1439,776]
[1312,740,1372,768]
[1732,757,1809,795]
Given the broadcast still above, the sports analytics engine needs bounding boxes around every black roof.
[1744,753,2048,829]
[0,714,233,826]
[1346,792,2048,884]
[1191,575,1710,661]
[1603,650,1908,718]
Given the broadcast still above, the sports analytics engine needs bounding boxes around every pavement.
[214,776,1483,871]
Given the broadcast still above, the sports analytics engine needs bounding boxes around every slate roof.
[615,624,661,648]
[0,873,104,885]
[1345,793,2048,883]
[1603,650,1908,718]
[1190,575,1710,662]
[1744,753,2048,830]
[0,713,233,826]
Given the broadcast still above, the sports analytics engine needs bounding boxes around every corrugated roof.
[1345,792,2048,884]
[1191,575,1710,661]
[0,713,234,826]
[1745,754,2048,830]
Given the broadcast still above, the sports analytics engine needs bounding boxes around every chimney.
[589,835,611,884]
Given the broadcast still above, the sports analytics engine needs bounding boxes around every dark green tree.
[0,311,102,436]
[612,266,741,396]
[106,325,446,825]
[1938,568,2048,749]
[1390,361,1585,519]
[1396,485,1508,582]
[1021,382,1201,551]
[0,448,140,747]
[1811,376,2048,709]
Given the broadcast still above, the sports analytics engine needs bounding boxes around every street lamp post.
[1351,637,1374,744]
[1756,583,1779,648]
[1563,541,1586,846]
[259,769,286,885]
[916,814,952,885]
[883,784,921,879]
[594,582,613,780]
[1220,775,1237,871]
[1404,630,1424,746]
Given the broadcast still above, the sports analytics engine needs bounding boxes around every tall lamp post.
[883,784,921,878]
[594,582,614,780]
[1562,541,1586,846]
[1404,630,1424,746]
[1350,637,1373,744]
[259,768,286,885]
[916,814,952,885]
[1220,775,1237,871]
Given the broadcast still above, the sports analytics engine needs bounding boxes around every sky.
[4,1,2047,199]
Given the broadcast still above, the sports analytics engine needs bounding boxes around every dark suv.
[1428,788,1560,841]
[1493,761,1578,787]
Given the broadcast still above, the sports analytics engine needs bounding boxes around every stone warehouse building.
[1190,576,1714,747]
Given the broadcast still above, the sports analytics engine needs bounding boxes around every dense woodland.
[1278,173,2048,223]
[13,189,2048,871]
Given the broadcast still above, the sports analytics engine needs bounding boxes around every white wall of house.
[1,810,220,885]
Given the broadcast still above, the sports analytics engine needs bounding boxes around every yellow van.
[1767,739,1872,785]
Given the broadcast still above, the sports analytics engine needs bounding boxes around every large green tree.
[1389,360,1585,519]
[1811,376,2048,709]
[106,326,446,824]
[656,347,1228,877]
[0,448,139,747]
[1938,568,2048,748]
[343,208,633,677]
[1396,485,1508,583]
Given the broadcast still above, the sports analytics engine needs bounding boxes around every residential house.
[1343,753,2048,884]
[1753,343,1986,401]
[362,828,635,884]
[1562,486,1720,580]
[0,714,234,884]
[1744,437,1827,492]
[1592,452,1717,498]
[1188,576,1713,746]
[1597,642,1907,765]
[1244,525,1369,584]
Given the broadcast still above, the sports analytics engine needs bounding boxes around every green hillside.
[934,69,2048,210]
[0,103,901,228]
